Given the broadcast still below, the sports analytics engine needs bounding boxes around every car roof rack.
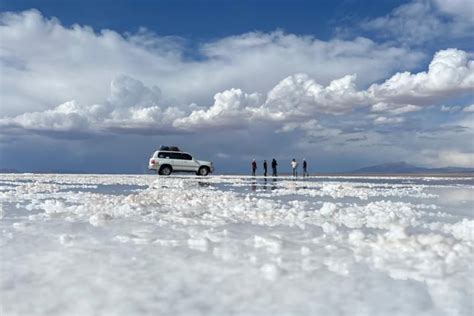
[159,145,181,152]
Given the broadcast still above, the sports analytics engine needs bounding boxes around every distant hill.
[0,168,85,174]
[0,168,20,173]
[351,162,474,174]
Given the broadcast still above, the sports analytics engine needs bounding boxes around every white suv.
[148,147,214,176]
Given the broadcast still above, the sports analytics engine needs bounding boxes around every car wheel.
[198,166,209,176]
[160,166,172,176]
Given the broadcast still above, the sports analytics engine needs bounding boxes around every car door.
[168,152,185,171]
[158,152,174,168]
[180,153,198,171]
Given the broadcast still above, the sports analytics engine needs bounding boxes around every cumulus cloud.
[1,9,473,171]
[258,74,367,117]
[2,48,473,136]
[173,89,261,130]
[367,49,474,105]
[0,10,422,118]
[174,73,369,129]
[0,76,185,136]
[107,75,162,109]
[0,10,182,116]
[174,48,473,130]
[0,101,93,134]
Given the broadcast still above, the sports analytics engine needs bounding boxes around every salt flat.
[1,174,473,315]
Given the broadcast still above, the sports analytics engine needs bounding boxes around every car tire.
[159,165,172,176]
[197,166,209,176]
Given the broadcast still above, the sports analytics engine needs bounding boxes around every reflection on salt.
[0,173,472,316]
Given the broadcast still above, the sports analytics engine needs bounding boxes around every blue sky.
[0,0,473,173]
[0,0,406,40]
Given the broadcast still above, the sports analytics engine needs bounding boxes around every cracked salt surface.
[0,174,473,315]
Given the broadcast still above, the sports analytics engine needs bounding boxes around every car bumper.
[148,164,159,170]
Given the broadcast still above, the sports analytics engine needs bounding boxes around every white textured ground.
[1,174,473,316]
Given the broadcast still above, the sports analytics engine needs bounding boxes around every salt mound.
[448,219,474,241]
[320,202,337,216]
[89,213,113,226]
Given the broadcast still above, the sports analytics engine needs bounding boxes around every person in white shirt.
[291,158,298,177]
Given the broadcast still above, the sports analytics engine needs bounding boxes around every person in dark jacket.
[263,160,268,177]
[303,158,308,177]
[251,159,257,176]
[271,158,278,177]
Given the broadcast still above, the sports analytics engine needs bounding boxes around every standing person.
[291,158,298,177]
[303,158,308,177]
[263,160,268,177]
[271,158,278,177]
[251,159,257,176]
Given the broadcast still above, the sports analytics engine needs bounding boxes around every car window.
[157,152,191,160]
[169,152,185,159]
[158,152,170,159]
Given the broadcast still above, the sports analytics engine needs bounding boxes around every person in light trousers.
[291,158,298,177]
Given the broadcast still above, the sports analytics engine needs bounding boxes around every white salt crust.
[0,174,472,316]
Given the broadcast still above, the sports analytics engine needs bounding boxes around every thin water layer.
[0,174,473,316]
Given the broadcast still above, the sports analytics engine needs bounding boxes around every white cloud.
[463,104,474,112]
[437,151,474,167]
[174,48,473,130]
[432,0,474,23]
[0,76,185,135]
[297,120,342,141]
[0,10,422,118]
[0,10,183,116]
[373,116,405,125]
[0,9,473,171]
[361,0,474,44]
[440,105,462,113]
[258,74,367,117]
[173,89,261,130]
[371,103,422,115]
[368,49,474,105]
[421,150,474,168]
[2,48,473,136]
[107,75,162,109]
[279,119,320,133]
[362,0,442,43]
[0,101,93,133]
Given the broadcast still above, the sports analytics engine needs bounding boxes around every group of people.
[251,158,308,177]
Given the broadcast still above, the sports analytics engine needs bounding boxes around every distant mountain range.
[0,168,20,173]
[0,168,86,174]
[351,162,474,174]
